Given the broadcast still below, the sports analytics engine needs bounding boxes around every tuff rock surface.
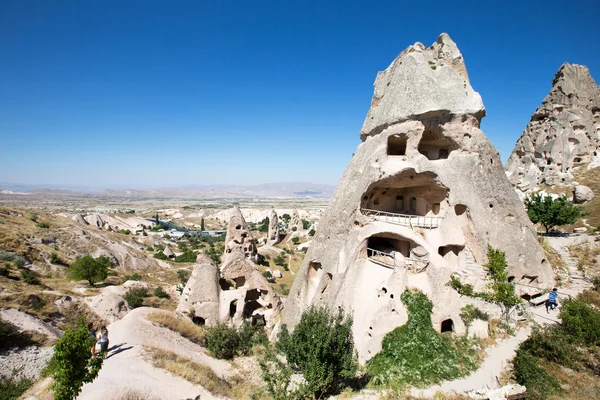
[267,209,280,245]
[223,206,258,263]
[573,184,595,204]
[177,253,282,327]
[282,33,554,362]
[505,63,600,192]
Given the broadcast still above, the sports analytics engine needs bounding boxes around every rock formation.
[282,33,554,363]
[289,209,304,232]
[573,184,595,204]
[267,209,280,245]
[223,206,258,263]
[177,253,282,327]
[505,63,600,193]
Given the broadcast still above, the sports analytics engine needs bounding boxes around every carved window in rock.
[395,196,404,211]
[387,135,408,156]
[417,126,458,160]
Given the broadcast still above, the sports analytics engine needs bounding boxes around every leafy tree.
[154,251,168,260]
[177,269,190,285]
[308,229,316,237]
[258,217,269,233]
[47,318,103,400]
[459,304,488,334]
[281,214,291,223]
[301,219,310,230]
[123,287,148,308]
[448,246,520,322]
[291,237,300,245]
[69,255,114,286]
[200,217,205,231]
[154,287,169,299]
[279,307,357,396]
[174,251,196,263]
[154,213,159,224]
[524,193,586,233]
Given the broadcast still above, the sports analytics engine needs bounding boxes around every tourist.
[546,288,558,313]
[97,326,109,358]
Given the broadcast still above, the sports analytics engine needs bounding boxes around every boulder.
[506,63,600,191]
[177,254,221,326]
[573,184,595,203]
[281,33,553,363]
[470,319,489,339]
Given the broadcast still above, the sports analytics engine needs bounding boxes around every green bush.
[20,269,39,285]
[592,275,600,291]
[154,287,169,299]
[145,246,153,252]
[36,222,50,229]
[118,229,131,235]
[174,251,196,263]
[308,229,316,237]
[29,214,38,222]
[47,318,103,400]
[279,307,357,396]
[291,237,300,245]
[0,376,32,400]
[123,272,142,281]
[274,254,286,267]
[367,289,479,388]
[513,348,560,400]
[49,252,61,265]
[69,255,113,286]
[519,325,580,369]
[153,251,168,260]
[301,219,311,230]
[13,256,26,268]
[123,288,149,309]
[559,297,600,346]
[205,323,267,360]
[262,271,274,281]
[459,304,488,334]
[0,251,15,262]
[177,270,190,285]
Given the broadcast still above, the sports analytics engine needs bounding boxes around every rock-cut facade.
[282,33,554,362]
[505,63,600,193]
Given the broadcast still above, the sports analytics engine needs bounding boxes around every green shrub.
[559,297,600,345]
[118,229,131,235]
[29,214,38,222]
[291,227,297,231]
[69,255,113,286]
[47,318,103,400]
[123,288,149,309]
[49,252,61,265]
[154,287,169,299]
[0,251,15,262]
[279,307,357,396]
[308,229,315,237]
[177,270,190,285]
[153,251,168,260]
[36,222,50,229]
[592,275,600,291]
[301,219,310,230]
[20,269,39,285]
[459,304,488,334]
[145,246,153,252]
[262,271,274,281]
[513,348,560,400]
[291,237,300,245]
[206,324,241,360]
[13,256,26,268]
[367,289,479,388]
[123,272,142,281]
[174,251,196,263]
[274,254,286,267]
[0,376,33,400]
[205,323,267,360]
[519,325,580,369]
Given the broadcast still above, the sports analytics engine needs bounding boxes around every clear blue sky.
[1,0,599,188]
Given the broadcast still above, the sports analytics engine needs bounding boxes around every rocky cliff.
[505,63,600,193]
[282,33,554,363]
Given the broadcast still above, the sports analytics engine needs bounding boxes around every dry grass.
[147,347,259,399]
[573,165,600,229]
[539,237,566,270]
[111,390,160,400]
[567,241,600,275]
[146,312,206,345]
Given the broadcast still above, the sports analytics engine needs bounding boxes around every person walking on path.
[546,288,559,313]
[97,326,109,358]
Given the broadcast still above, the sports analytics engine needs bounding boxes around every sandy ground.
[78,307,232,400]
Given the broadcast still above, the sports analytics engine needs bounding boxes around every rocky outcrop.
[289,209,304,233]
[267,209,280,245]
[282,33,554,363]
[223,207,257,263]
[573,184,595,204]
[177,253,282,328]
[505,63,600,192]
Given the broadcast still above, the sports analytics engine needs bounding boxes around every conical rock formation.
[505,63,600,192]
[223,206,257,263]
[267,209,280,245]
[282,33,554,363]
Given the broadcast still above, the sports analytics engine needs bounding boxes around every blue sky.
[1,0,599,188]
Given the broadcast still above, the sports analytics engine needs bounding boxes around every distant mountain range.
[0,182,336,199]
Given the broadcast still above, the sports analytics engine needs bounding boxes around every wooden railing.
[366,248,429,273]
[361,208,443,229]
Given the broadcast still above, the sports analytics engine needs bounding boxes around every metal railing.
[366,248,429,273]
[361,208,443,229]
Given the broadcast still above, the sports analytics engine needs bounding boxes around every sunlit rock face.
[505,63,600,193]
[282,33,554,363]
